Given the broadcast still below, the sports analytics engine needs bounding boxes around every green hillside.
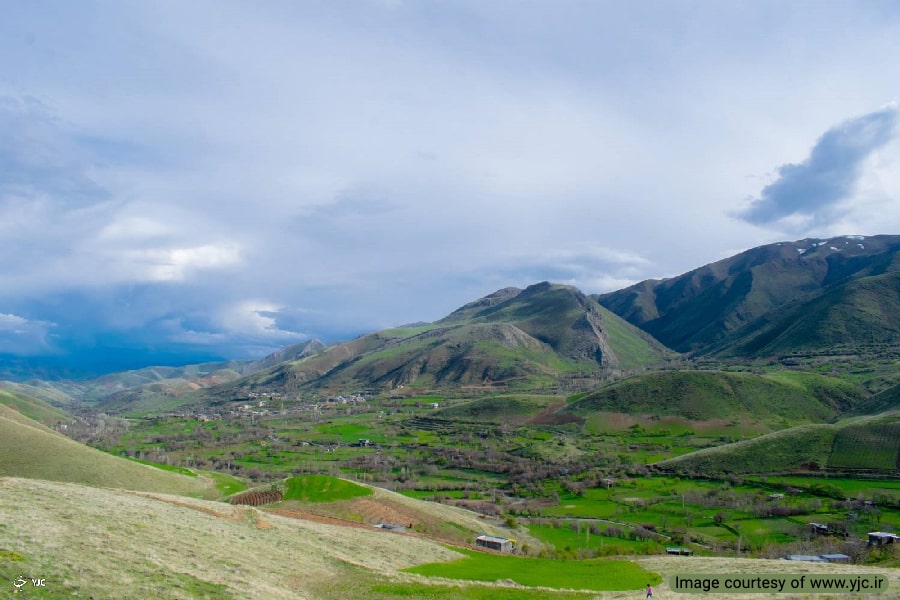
[561,370,865,425]
[435,394,561,423]
[0,388,69,424]
[656,424,840,475]
[0,404,215,496]
[659,412,900,475]
[717,271,900,359]
[849,382,900,416]
[597,235,900,355]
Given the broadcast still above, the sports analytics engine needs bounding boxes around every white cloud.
[2,1,900,367]
[0,313,56,355]
[125,244,242,282]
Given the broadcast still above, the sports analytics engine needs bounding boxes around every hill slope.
[713,270,900,359]
[0,477,463,600]
[0,387,69,424]
[597,234,900,356]
[0,403,213,496]
[560,370,866,426]
[658,412,900,475]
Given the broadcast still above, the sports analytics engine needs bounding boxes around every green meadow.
[405,548,661,591]
[283,474,372,502]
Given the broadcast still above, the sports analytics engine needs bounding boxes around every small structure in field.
[786,555,826,563]
[809,523,829,535]
[475,534,514,552]
[666,547,693,556]
[768,493,784,501]
[821,553,851,563]
[868,531,900,546]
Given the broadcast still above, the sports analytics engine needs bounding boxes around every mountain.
[202,282,674,398]
[596,235,900,356]
[0,340,326,416]
[711,270,900,358]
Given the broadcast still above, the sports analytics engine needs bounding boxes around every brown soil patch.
[139,493,241,522]
[267,507,373,531]
[345,497,417,526]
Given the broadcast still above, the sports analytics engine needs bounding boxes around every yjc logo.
[12,575,46,592]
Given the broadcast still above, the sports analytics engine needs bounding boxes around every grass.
[0,388,69,424]
[828,421,900,470]
[436,394,560,423]
[753,475,900,499]
[0,477,462,599]
[126,457,198,477]
[526,523,655,554]
[283,474,373,502]
[405,548,662,591]
[0,405,213,497]
[203,470,247,496]
[362,583,593,599]
[566,371,848,425]
[658,424,839,475]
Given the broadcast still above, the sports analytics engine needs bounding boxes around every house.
[666,547,693,555]
[602,478,615,488]
[868,532,900,546]
[786,555,826,563]
[809,523,829,535]
[768,493,784,501]
[820,554,851,563]
[475,535,514,553]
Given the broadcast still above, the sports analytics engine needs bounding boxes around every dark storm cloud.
[741,106,899,226]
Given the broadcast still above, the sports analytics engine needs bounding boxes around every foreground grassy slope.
[0,404,214,496]
[0,387,69,424]
[0,477,645,599]
[562,370,865,426]
[2,477,894,599]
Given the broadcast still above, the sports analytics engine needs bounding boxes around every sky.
[1,1,900,375]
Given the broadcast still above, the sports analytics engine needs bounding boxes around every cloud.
[123,244,242,282]
[3,2,900,373]
[0,313,56,355]
[740,105,899,227]
[0,95,109,205]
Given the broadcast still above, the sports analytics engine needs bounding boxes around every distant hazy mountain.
[596,234,900,357]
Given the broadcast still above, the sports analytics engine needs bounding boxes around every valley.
[4,236,900,598]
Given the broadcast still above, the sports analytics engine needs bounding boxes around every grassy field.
[405,548,662,591]
[526,522,657,555]
[828,422,900,470]
[283,474,373,502]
